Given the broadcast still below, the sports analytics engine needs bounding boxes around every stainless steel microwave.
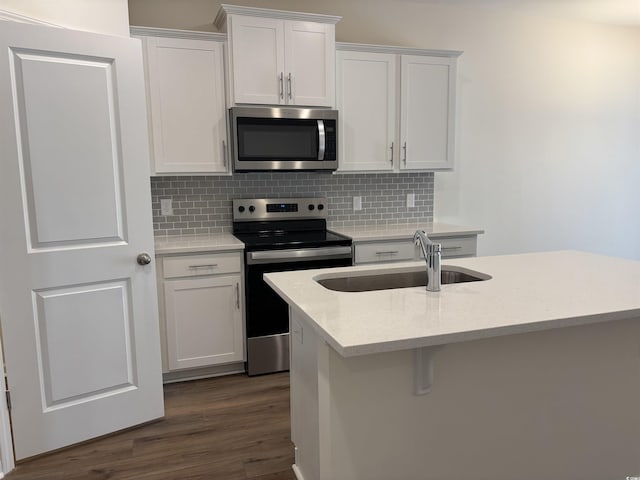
[229,107,338,172]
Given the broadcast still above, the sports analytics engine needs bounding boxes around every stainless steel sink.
[317,266,490,292]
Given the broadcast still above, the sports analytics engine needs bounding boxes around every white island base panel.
[290,309,640,480]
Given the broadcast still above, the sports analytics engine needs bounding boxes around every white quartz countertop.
[264,251,640,357]
[332,222,484,241]
[153,223,480,254]
[154,233,244,255]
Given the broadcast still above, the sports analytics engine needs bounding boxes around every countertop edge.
[331,222,484,242]
[153,222,482,254]
[264,252,640,358]
[336,309,640,357]
[154,234,245,255]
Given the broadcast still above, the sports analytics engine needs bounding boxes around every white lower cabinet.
[354,234,478,265]
[158,251,244,376]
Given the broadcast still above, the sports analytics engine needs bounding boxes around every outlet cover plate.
[160,198,173,216]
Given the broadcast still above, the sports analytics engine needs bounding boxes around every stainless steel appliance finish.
[414,230,442,292]
[233,197,352,376]
[229,107,338,172]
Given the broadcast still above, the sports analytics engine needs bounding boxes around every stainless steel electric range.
[232,197,353,376]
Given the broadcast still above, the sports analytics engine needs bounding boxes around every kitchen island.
[264,251,640,480]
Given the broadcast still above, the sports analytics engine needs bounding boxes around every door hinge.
[5,390,11,411]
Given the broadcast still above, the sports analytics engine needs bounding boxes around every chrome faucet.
[414,230,441,292]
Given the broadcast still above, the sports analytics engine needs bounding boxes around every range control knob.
[238,206,245,213]
[308,204,315,211]
[249,205,255,213]
[317,204,325,211]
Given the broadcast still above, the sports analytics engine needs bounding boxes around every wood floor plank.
[6,373,295,480]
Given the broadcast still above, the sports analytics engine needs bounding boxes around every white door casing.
[0,20,164,460]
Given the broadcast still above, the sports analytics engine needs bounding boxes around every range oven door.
[244,246,352,376]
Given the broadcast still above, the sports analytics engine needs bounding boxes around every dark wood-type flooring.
[6,372,295,480]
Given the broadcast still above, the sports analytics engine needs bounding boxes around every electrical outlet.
[353,196,362,211]
[407,193,415,208]
[160,198,173,216]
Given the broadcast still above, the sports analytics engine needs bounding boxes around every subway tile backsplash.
[151,172,434,236]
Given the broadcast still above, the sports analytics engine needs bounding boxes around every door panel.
[34,281,135,408]
[11,49,125,248]
[0,20,164,460]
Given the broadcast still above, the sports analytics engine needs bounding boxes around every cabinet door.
[284,21,335,106]
[336,51,396,172]
[400,55,456,171]
[228,15,285,105]
[144,37,228,174]
[164,275,243,370]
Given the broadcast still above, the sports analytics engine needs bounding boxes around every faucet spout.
[414,230,441,292]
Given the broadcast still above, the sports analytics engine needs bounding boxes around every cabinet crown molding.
[214,4,341,30]
[337,42,463,58]
[130,26,226,41]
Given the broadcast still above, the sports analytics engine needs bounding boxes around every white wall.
[128,0,640,259]
[431,12,640,260]
[0,0,130,36]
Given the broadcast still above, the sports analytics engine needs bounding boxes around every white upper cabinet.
[284,21,336,106]
[133,29,229,175]
[224,15,284,105]
[337,50,396,172]
[336,44,461,173]
[215,5,340,107]
[400,55,457,171]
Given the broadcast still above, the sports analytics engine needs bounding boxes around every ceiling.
[409,0,640,27]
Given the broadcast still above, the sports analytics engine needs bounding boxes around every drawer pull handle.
[442,246,462,251]
[375,250,399,255]
[188,264,219,269]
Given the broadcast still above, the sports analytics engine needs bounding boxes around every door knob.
[137,253,152,266]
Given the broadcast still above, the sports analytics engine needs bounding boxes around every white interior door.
[0,20,164,460]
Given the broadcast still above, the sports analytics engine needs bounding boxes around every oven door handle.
[247,246,352,264]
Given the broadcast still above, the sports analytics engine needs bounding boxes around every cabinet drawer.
[163,252,241,278]
[354,240,415,264]
[433,236,477,258]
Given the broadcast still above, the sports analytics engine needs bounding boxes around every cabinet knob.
[137,253,152,266]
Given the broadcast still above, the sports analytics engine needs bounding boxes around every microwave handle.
[317,120,326,160]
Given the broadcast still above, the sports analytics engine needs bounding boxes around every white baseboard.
[292,464,304,480]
